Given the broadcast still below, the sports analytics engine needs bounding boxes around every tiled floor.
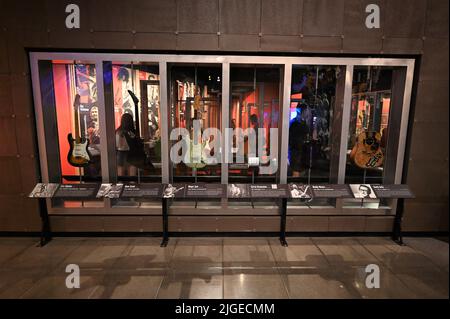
[0,236,448,299]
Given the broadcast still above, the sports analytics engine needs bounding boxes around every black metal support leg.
[160,198,169,247]
[38,198,52,247]
[392,198,405,246]
[280,198,288,247]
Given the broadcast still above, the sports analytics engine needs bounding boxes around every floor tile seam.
[355,237,394,270]
[16,239,88,299]
[387,268,439,298]
[373,238,450,274]
[155,237,180,299]
[44,238,89,276]
[17,265,56,299]
[0,239,41,268]
[309,237,333,268]
[354,239,428,298]
[267,238,291,299]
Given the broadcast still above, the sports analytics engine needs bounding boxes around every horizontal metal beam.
[30,52,414,67]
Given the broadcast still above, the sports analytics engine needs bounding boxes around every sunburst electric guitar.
[67,94,92,167]
[350,131,384,169]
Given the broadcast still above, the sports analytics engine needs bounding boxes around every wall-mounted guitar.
[350,131,384,169]
[126,90,154,169]
[185,94,208,169]
[67,94,92,167]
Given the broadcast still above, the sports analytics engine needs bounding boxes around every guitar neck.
[74,98,81,143]
[134,102,140,139]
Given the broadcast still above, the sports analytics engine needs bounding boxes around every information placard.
[162,184,186,198]
[121,183,163,198]
[29,183,60,198]
[250,184,288,198]
[371,184,415,198]
[185,183,226,198]
[54,184,99,199]
[311,184,352,198]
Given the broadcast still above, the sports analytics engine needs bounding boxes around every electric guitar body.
[67,133,92,167]
[67,94,92,167]
[350,131,384,169]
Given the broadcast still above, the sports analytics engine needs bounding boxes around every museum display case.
[30,53,415,230]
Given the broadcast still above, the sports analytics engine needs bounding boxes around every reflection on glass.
[229,66,281,183]
[346,66,393,184]
[288,65,339,183]
[111,63,161,182]
[51,61,101,182]
[169,64,222,182]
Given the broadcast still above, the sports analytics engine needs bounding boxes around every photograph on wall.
[28,183,60,198]
[227,183,250,198]
[162,184,185,198]
[349,184,377,199]
[289,183,313,199]
[96,183,124,198]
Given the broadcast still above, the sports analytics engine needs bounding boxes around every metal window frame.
[29,52,414,215]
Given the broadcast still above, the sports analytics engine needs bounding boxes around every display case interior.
[168,63,222,184]
[37,60,104,208]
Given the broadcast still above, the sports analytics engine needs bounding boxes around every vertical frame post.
[337,65,354,184]
[279,63,292,184]
[394,62,415,184]
[221,62,230,184]
[279,198,288,246]
[94,60,111,183]
[159,61,170,184]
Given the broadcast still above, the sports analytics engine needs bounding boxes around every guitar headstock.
[128,90,139,105]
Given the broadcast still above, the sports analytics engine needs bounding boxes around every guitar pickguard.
[72,142,90,159]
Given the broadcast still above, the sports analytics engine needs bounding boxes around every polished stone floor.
[0,236,447,299]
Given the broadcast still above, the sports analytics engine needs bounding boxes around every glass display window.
[345,66,394,184]
[36,59,103,208]
[228,65,282,183]
[105,62,161,183]
[168,64,222,183]
[288,65,342,184]
[55,61,101,181]
[343,65,409,208]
